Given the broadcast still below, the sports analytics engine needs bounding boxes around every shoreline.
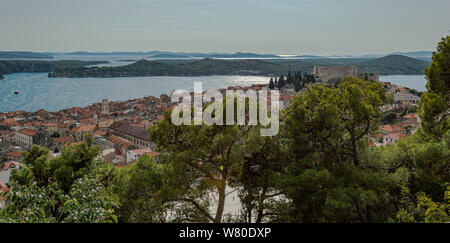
[0,73,426,114]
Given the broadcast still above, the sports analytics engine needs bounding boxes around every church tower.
[102,99,109,115]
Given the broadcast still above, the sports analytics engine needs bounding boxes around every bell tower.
[102,99,109,115]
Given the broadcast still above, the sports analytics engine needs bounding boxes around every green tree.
[269,77,275,90]
[231,129,287,223]
[0,177,118,223]
[420,36,449,139]
[0,140,118,223]
[278,75,285,89]
[13,136,101,192]
[148,108,253,223]
[397,186,450,223]
[277,77,395,222]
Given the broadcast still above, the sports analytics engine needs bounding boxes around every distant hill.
[355,55,429,75]
[49,58,314,77]
[0,51,54,59]
[207,52,279,58]
[390,51,433,59]
[0,60,108,79]
[65,51,148,56]
[148,52,279,59]
[47,55,430,78]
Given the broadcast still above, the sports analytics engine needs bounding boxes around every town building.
[72,124,97,141]
[393,92,420,105]
[314,66,358,83]
[109,121,153,149]
[14,128,37,150]
[52,136,75,151]
[102,99,110,116]
[126,148,160,164]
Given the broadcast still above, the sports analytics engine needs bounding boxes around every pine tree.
[287,71,292,84]
[269,78,275,90]
[295,79,301,92]
[278,75,285,89]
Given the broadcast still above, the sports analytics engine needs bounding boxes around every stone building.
[14,128,37,150]
[72,124,97,141]
[126,148,160,164]
[393,92,420,105]
[102,99,110,116]
[109,121,152,149]
[314,66,358,83]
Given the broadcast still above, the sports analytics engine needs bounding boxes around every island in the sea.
[0,60,108,79]
[48,55,429,78]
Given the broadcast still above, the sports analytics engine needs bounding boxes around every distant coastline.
[48,55,429,78]
[0,60,108,78]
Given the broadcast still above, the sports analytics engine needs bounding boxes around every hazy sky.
[1,0,449,55]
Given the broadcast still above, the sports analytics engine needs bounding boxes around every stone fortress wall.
[314,65,358,83]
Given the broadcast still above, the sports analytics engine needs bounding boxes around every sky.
[0,0,449,55]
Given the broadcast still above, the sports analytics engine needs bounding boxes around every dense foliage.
[356,55,430,75]
[0,136,119,223]
[0,36,447,223]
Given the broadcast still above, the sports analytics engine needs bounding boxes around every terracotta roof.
[53,136,75,144]
[92,131,107,137]
[80,118,92,124]
[8,151,21,158]
[4,162,15,169]
[19,128,37,136]
[110,122,149,141]
[2,118,17,126]
[0,181,10,192]
[43,122,58,127]
[403,113,418,119]
[73,124,96,133]
[129,148,153,156]
[381,125,395,133]
[107,135,132,148]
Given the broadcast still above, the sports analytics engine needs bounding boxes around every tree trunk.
[214,182,226,223]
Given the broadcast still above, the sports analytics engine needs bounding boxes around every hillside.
[0,51,54,59]
[355,55,429,75]
[49,58,315,77]
[0,60,108,79]
[47,55,429,78]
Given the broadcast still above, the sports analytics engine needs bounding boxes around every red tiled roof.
[129,148,153,156]
[381,125,395,133]
[19,128,37,136]
[92,131,107,137]
[43,122,58,127]
[53,136,75,144]
[4,162,15,169]
[2,118,17,126]
[80,118,92,124]
[73,124,96,133]
[107,135,132,148]
[0,181,10,192]
[8,151,21,158]
[403,113,418,119]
